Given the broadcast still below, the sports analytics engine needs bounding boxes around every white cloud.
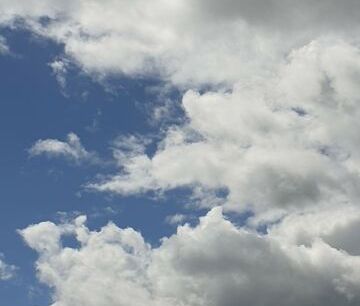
[88,39,360,223]
[4,3,360,223]
[165,214,188,226]
[0,255,16,281]
[2,0,360,86]
[29,132,97,164]
[4,2,360,304]
[20,207,360,306]
[49,58,69,91]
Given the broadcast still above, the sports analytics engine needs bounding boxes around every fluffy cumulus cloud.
[20,208,360,306]
[29,132,97,164]
[4,1,360,305]
[90,39,360,223]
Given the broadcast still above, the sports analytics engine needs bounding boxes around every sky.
[1,1,360,306]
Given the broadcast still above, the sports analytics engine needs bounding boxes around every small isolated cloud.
[0,255,16,281]
[49,58,69,91]
[29,133,98,164]
[19,207,360,306]
[165,213,188,226]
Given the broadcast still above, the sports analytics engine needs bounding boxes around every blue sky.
[0,29,195,305]
[2,2,360,306]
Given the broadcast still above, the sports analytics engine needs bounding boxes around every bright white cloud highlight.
[20,207,360,306]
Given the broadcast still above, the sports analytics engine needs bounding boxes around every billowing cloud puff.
[20,207,360,306]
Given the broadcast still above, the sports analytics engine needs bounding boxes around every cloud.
[4,2,360,304]
[5,3,360,222]
[20,207,360,306]
[165,214,188,226]
[87,39,360,223]
[0,255,16,281]
[2,0,360,86]
[49,58,69,91]
[9,1,360,223]
[0,36,10,54]
[29,133,98,164]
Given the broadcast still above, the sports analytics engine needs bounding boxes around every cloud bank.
[20,208,360,306]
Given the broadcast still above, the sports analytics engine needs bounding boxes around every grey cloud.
[196,0,360,32]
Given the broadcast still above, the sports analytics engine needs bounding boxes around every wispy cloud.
[0,36,9,55]
[165,213,188,226]
[0,255,16,281]
[29,133,99,165]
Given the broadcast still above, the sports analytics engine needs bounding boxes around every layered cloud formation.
[4,1,360,305]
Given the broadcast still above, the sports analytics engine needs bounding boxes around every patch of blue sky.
[0,27,224,305]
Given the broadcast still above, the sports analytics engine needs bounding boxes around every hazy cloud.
[0,255,16,281]
[165,214,188,226]
[0,36,9,54]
